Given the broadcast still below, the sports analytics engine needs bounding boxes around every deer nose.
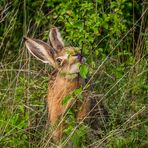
[75,53,85,63]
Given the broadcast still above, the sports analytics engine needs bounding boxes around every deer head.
[24,27,84,78]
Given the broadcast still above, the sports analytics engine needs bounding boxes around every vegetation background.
[0,0,148,147]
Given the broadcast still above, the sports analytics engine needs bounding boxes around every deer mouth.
[75,53,85,64]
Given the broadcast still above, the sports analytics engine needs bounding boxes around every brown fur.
[47,73,90,142]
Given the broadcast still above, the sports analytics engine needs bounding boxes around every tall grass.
[0,0,148,147]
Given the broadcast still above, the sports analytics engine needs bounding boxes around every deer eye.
[56,58,62,65]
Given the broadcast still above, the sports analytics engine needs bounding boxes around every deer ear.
[24,37,57,68]
[49,27,64,52]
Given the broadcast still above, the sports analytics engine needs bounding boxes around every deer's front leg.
[76,95,90,122]
[48,100,65,143]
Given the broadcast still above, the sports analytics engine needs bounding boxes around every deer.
[24,27,90,144]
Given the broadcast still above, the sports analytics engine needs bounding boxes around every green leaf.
[80,64,88,79]
[73,88,82,96]
[62,95,72,106]
[73,88,83,100]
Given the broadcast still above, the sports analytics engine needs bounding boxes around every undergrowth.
[0,0,148,147]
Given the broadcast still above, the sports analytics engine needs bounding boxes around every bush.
[0,0,147,147]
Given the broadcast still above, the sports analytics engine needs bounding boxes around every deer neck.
[51,72,81,94]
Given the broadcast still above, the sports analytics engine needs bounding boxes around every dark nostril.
[77,54,82,61]
[76,53,83,62]
[73,53,84,63]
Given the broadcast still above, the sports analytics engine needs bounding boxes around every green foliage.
[0,0,147,147]
[62,95,72,106]
[62,88,83,106]
[64,109,88,147]
[80,64,88,79]
[71,124,88,148]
